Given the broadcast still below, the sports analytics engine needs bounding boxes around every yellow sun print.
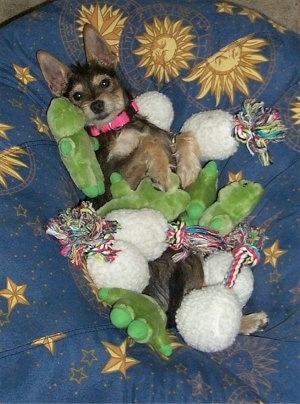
[76,4,127,56]
[290,96,300,125]
[31,116,49,135]
[184,34,269,105]
[134,16,196,83]
[0,122,14,140]
[0,146,28,188]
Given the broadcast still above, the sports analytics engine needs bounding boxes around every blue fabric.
[0,0,299,402]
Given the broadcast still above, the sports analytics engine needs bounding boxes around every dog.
[38,25,268,337]
[37,24,201,206]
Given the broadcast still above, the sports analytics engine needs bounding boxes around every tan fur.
[240,311,269,335]
[175,131,202,188]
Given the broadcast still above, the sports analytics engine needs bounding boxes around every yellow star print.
[0,277,30,313]
[238,8,263,23]
[13,64,37,85]
[31,332,67,355]
[101,339,140,377]
[70,367,88,384]
[81,349,98,366]
[216,2,236,14]
[268,20,287,34]
[264,240,287,268]
[14,204,28,217]
[228,171,244,183]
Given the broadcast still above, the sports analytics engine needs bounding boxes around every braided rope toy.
[233,99,287,166]
[167,221,267,287]
[46,201,120,268]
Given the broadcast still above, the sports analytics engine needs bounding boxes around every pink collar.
[89,100,139,137]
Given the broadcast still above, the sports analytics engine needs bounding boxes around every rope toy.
[167,221,267,287]
[167,223,226,262]
[223,244,260,288]
[46,202,120,268]
[223,224,267,288]
[233,98,286,166]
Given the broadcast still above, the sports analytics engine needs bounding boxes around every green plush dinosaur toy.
[181,161,219,226]
[97,172,191,221]
[99,287,173,357]
[47,97,105,198]
[199,180,264,236]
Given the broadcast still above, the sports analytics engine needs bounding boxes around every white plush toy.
[47,205,170,293]
[181,110,238,161]
[135,91,174,131]
[176,251,255,353]
[87,208,170,292]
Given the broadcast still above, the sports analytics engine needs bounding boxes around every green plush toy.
[97,172,190,221]
[99,287,173,357]
[199,180,264,236]
[181,161,219,226]
[47,97,105,198]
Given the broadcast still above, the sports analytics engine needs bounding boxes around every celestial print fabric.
[0,0,299,402]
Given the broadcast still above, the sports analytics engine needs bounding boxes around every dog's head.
[37,24,128,127]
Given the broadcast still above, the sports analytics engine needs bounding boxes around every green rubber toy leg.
[127,319,153,343]
[83,181,105,198]
[110,305,134,329]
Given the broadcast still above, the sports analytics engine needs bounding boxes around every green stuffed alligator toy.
[97,171,190,221]
[199,179,264,236]
[99,287,173,357]
[47,97,105,198]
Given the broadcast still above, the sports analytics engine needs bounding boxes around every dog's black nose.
[90,100,104,114]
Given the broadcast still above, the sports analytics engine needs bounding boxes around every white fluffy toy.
[46,204,170,293]
[175,250,264,353]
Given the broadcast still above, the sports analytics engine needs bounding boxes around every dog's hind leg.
[240,311,269,335]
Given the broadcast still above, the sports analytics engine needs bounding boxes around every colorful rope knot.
[224,244,261,288]
[166,221,186,250]
[166,223,227,262]
[46,202,121,268]
[233,98,286,166]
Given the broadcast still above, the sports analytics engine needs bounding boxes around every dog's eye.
[73,92,83,101]
[101,78,110,88]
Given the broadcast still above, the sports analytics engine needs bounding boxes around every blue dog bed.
[0,0,299,402]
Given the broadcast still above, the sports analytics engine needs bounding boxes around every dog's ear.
[83,24,118,68]
[37,51,71,96]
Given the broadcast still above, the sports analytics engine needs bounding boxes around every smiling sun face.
[134,16,197,83]
[184,34,269,105]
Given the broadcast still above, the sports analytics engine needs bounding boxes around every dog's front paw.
[177,161,201,189]
[151,168,172,191]
[175,131,201,188]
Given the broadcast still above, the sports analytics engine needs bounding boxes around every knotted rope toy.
[223,223,267,288]
[233,99,287,166]
[167,221,267,287]
[166,222,227,261]
[46,202,120,268]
